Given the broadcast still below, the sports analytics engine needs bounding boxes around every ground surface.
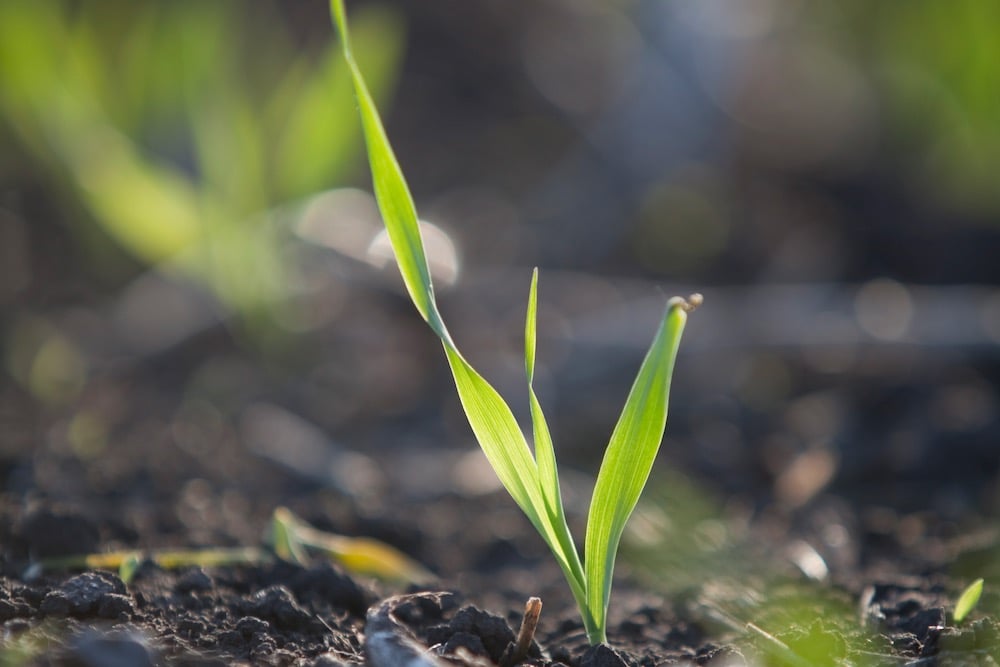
[1,325,999,666]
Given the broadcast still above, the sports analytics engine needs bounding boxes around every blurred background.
[2,0,1000,572]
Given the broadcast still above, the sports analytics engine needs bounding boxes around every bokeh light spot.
[854,278,913,341]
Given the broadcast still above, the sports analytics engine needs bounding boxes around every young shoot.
[954,578,984,624]
[329,0,699,645]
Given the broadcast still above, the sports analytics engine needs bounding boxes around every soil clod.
[580,643,630,667]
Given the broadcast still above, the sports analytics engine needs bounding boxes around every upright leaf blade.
[525,268,539,385]
[524,270,589,629]
[955,578,984,623]
[525,269,560,506]
[584,297,696,642]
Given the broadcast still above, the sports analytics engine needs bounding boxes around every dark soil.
[3,490,999,667]
[2,237,999,665]
[1,326,998,667]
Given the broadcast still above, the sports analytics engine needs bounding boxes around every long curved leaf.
[329,0,584,616]
[329,0,446,340]
[524,270,590,630]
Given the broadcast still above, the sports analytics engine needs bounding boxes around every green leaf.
[584,297,695,643]
[525,269,562,513]
[271,507,309,565]
[329,0,445,340]
[118,554,142,584]
[525,268,539,384]
[524,270,591,632]
[954,578,984,623]
[444,346,540,511]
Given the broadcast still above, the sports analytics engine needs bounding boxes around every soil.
[1,305,999,667]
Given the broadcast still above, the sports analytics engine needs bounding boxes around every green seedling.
[329,0,699,644]
[26,508,429,586]
[954,578,984,624]
[26,547,268,584]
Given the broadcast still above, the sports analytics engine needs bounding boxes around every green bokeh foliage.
[0,0,404,337]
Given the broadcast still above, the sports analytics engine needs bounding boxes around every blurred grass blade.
[273,507,433,585]
[271,506,309,565]
[118,554,142,584]
[29,547,268,582]
[954,578,984,623]
[47,111,204,265]
[584,295,698,643]
[273,6,403,200]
